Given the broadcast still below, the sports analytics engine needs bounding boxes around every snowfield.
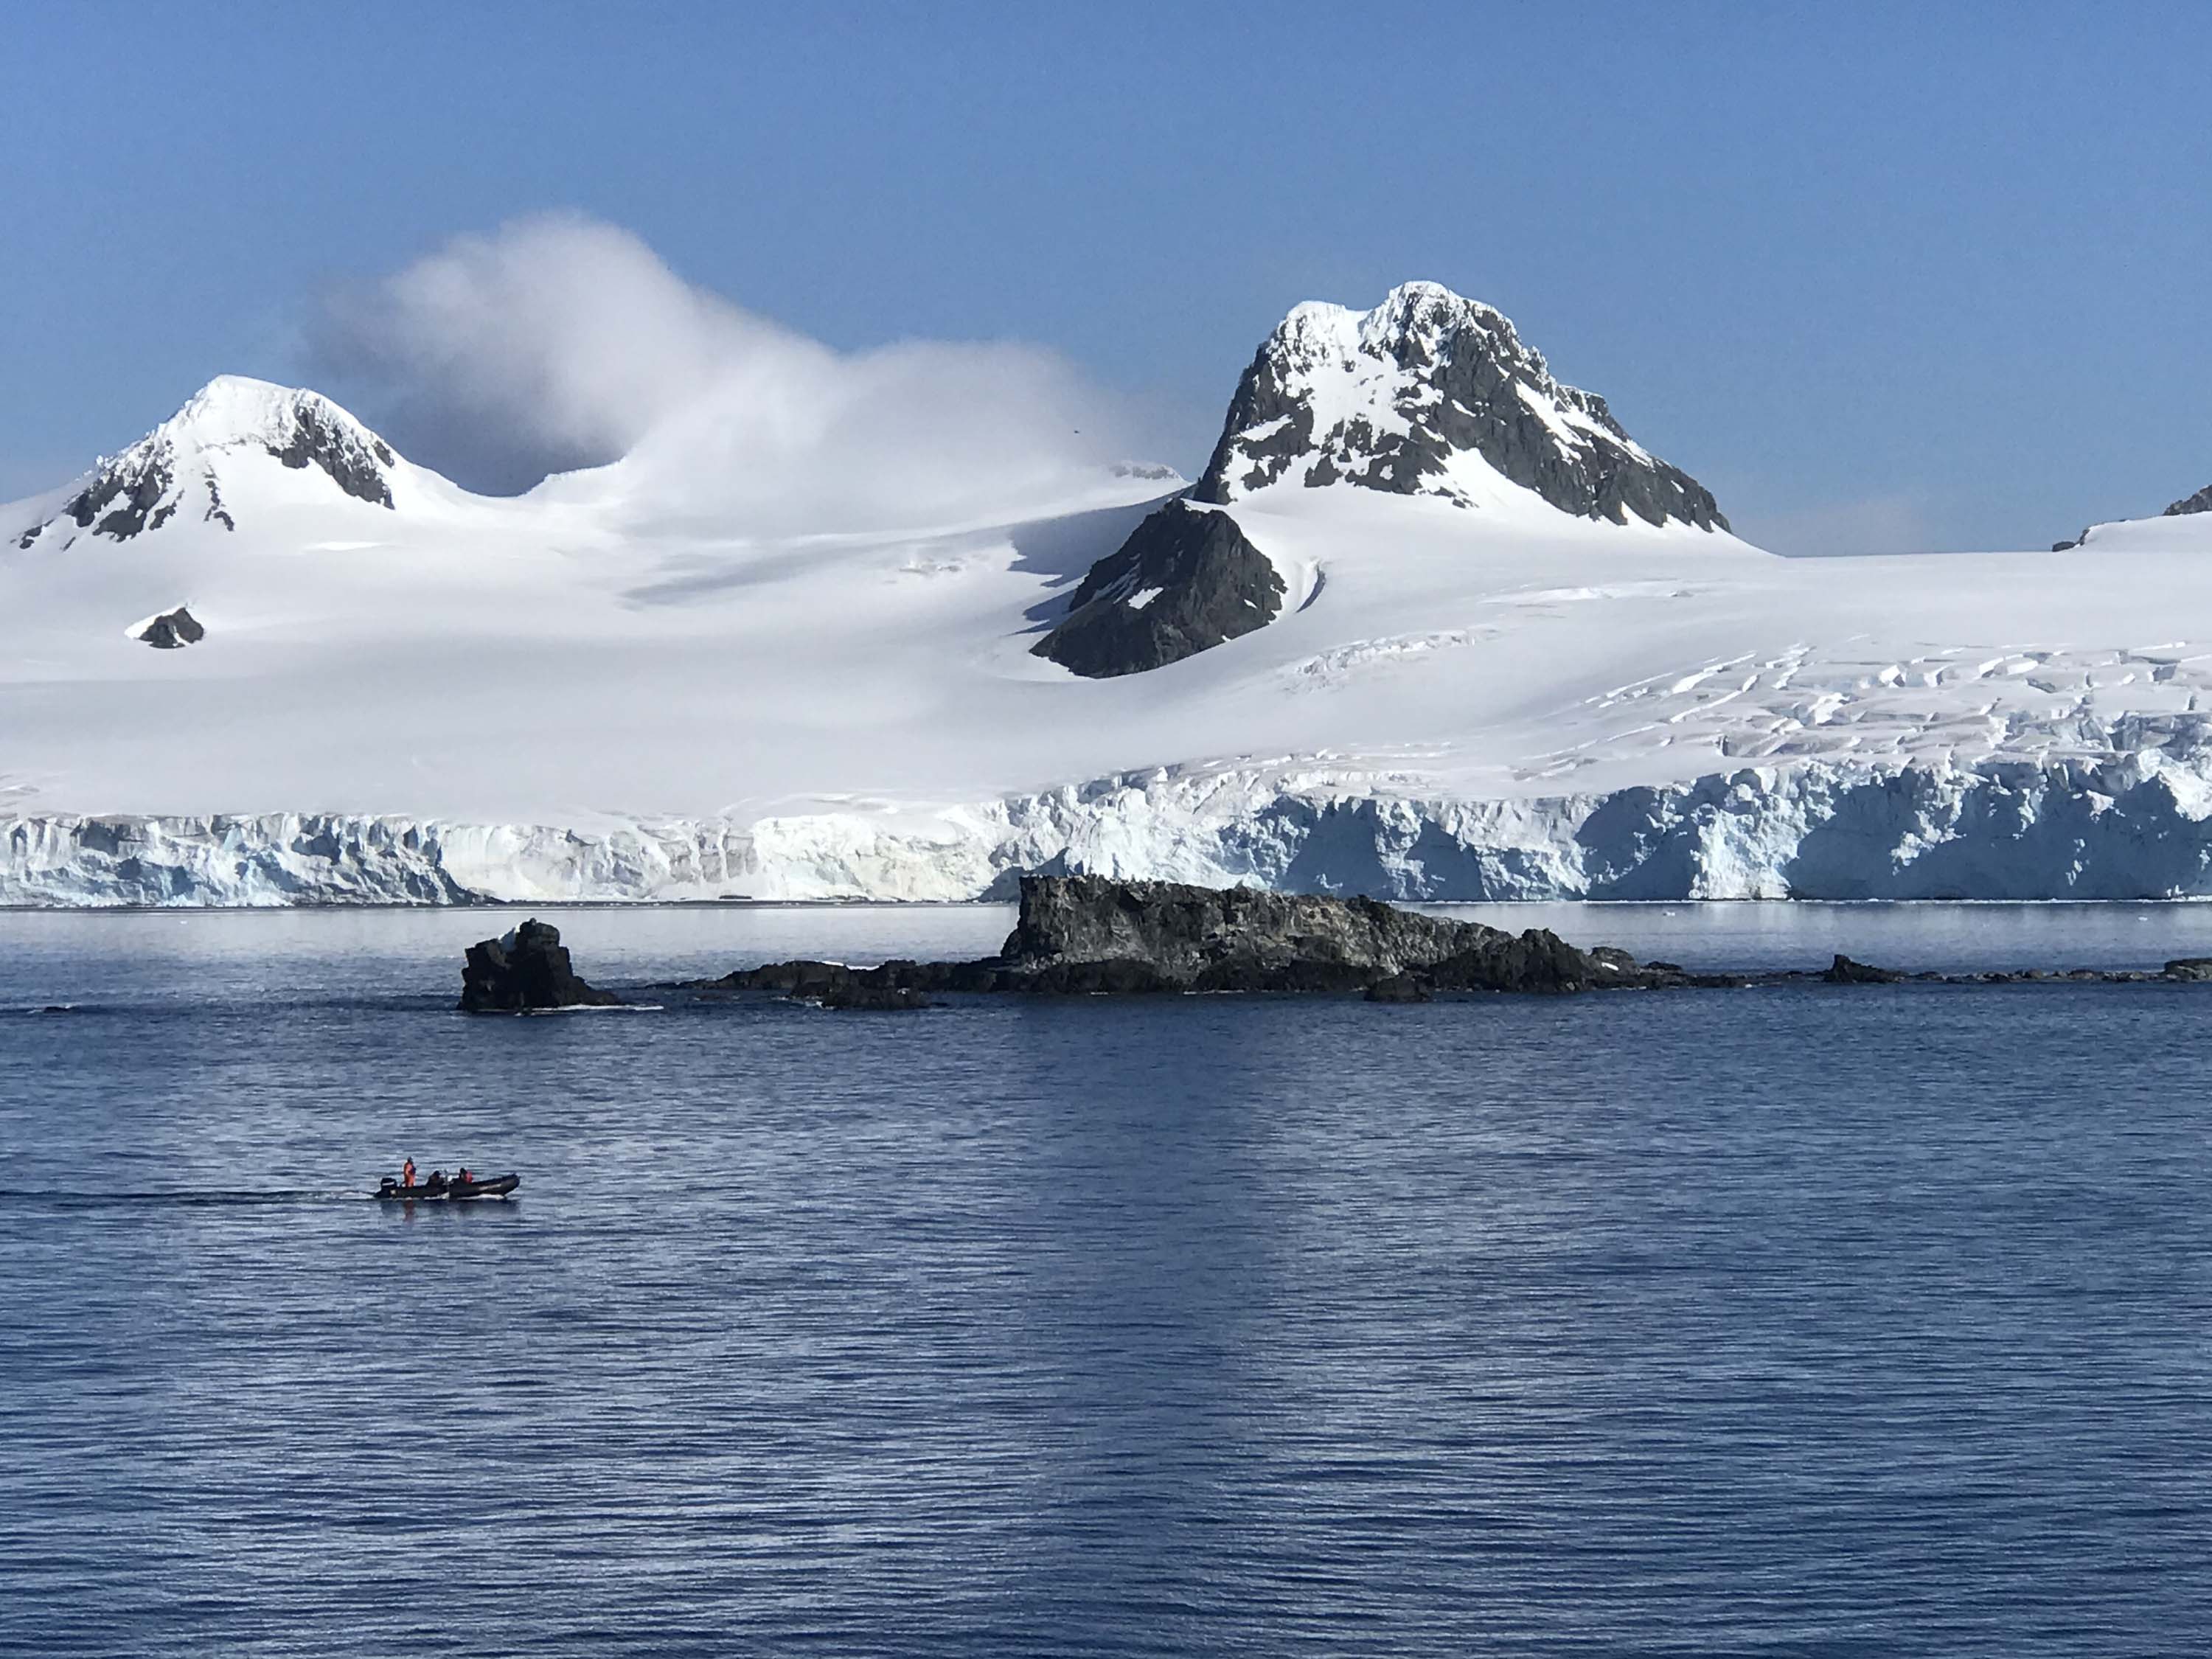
[5,362,2212,906]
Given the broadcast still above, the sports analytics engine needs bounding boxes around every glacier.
[15,738,2212,906]
[8,288,2212,908]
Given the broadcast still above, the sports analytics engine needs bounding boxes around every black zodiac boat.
[375,1173,520,1201]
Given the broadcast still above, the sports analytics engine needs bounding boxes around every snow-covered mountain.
[13,377,408,551]
[8,310,2212,907]
[1035,283,1740,678]
[1196,282,1725,528]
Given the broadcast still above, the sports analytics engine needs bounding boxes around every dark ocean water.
[5,904,2212,1657]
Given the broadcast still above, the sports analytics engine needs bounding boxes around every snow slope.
[8,316,2212,905]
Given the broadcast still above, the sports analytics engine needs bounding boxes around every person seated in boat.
[401,1157,417,1190]
[457,1166,473,1186]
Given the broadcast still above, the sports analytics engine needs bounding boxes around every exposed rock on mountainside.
[1194,281,1728,530]
[1032,501,1284,678]
[459,918,622,1012]
[2167,485,2212,518]
[264,397,397,507]
[1038,281,1733,676]
[13,377,399,550]
[126,605,204,650]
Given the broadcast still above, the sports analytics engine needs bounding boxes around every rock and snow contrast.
[1191,281,1726,529]
[14,377,403,551]
[1035,282,1731,678]
[6,287,2212,906]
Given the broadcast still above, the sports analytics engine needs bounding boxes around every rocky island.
[459,878,2212,1014]
[699,874,1723,1005]
[459,918,622,1012]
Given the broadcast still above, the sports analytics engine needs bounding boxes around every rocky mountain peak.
[2166,484,2212,518]
[14,376,402,550]
[1193,280,1727,532]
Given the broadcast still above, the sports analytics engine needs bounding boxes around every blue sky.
[3,1,2205,552]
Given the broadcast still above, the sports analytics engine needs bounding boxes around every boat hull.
[375,1175,519,1202]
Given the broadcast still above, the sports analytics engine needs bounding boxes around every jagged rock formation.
[264,397,397,506]
[1032,501,1284,678]
[714,874,1663,998]
[14,377,399,550]
[678,879,2212,1003]
[127,605,205,650]
[1194,281,1727,530]
[995,873,1606,992]
[1039,281,1732,677]
[458,918,622,1012]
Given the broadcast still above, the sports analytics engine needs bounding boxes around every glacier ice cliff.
[14,742,2212,906]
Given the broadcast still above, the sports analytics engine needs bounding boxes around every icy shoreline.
[11,748,2212,907]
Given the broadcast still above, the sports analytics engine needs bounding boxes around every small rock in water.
[1823,954,1905,984]
[459,919,622,1012]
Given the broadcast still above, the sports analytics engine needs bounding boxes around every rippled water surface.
[5,904,2212,1656]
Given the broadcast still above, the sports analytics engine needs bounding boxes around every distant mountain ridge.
[14,377,401,551]
[2168,484,2212,518]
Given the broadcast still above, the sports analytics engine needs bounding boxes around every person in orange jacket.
[401,1157,417,1189]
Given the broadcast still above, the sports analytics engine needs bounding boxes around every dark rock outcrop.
[1032,501,1284,678]
[1035,282,1731,678]
[459,919,622,1012]
[2165,485,2212,518]
[997,874,1604,991]
[710,958,942,1009]
[1823,954,1905,984]
[1194,282,1728,532]
[717,875,1660,1000]
[678,880,2212,1006]
[265,400,396,507]
[132,605,205,650]
[69,453,184,539]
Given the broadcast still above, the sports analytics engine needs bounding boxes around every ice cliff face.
[1194,281,1727,530]
[13,377,400,550]
[16,737,2212,905]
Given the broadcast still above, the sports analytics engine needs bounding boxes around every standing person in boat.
[402,1157,417,1190]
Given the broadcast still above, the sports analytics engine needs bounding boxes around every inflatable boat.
[375,1173,520,1201]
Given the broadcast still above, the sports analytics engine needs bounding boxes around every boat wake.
[0,1188,411,1208]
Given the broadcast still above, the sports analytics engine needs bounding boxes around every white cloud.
[310,213,1164,526]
